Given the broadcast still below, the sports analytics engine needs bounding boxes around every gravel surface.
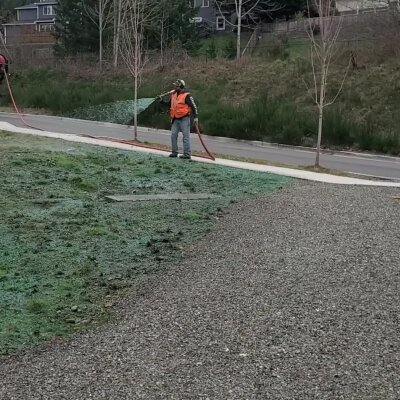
[1,182,399,400]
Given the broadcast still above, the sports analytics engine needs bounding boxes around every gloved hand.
[193,118,199,125]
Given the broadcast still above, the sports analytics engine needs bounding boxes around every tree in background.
[224,39,236,59]
[215,0,282,59]
[112,0,122,68]
[55,0,198,62]
[156,0,169,66]
[55,0,100,55]
[119,0,157,140]
[146,0,200,58]
[270,0,308,20]
[83,0,114,67]
[0,0,31,24]
[305,0,350,167]
[206,40,217,59]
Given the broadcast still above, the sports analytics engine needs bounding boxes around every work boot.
[169,153,178,158]
[179,155,191,160]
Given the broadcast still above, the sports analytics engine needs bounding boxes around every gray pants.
[171,116,191,157]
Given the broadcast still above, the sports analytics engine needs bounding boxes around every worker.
[0,53,9,84]
[159,79,198,160]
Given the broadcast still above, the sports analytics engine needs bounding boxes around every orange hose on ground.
[80,126,216,161]
[2,64,215,160]
[4,72,43,131]
[194,121,215,161]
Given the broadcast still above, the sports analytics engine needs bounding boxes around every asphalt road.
[1,112,399,180]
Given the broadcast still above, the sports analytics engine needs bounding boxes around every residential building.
[190,0,227,31]
[2,0,57,45]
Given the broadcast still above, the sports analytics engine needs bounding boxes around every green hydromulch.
[0,131,291,354]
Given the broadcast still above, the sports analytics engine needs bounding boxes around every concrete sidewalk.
[1,121,400,187]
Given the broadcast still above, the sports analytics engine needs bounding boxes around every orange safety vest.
[170,92,191,119]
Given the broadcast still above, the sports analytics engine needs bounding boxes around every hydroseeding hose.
[80,115,215,161]
[1,30,43,131]
[2,79,216,160]
[1,30,214,160]
[4,69,44,131]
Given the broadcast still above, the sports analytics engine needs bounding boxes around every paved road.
[1,112,399,180]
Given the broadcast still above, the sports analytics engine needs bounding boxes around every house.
[2,0,57,45]
[190,0,227,31]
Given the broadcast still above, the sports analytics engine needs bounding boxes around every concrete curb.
[1,121,399,187]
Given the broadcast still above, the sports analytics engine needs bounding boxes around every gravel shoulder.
[1,182,399,400]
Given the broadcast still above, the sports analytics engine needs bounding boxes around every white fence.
[261,8,400,40]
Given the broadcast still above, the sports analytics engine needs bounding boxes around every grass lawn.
[0,131,291,354]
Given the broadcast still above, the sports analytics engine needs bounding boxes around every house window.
[38,23,54,32]
[202,0,210,6]
[216,16,225,30]
[43,6,54,15]
[190,17,203,23]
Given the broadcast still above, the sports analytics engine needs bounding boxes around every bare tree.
[149,0,170,67]
[83,0,113,68]
[305,0,350,167]
[214,0,281,59]
[158,3,169,67]
[119,0,156,140]
[112,0,122,68]
[374,0,400,57]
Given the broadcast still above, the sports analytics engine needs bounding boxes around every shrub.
[223,39,236,59]
[206,40,217,59]
[203,95,313,144]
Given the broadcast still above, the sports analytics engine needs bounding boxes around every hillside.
[1,39,399,155]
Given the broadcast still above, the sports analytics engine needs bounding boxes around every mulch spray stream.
[78,91,215,160]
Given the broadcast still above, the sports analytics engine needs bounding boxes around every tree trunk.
[133,29,139,142]
[315,59,326,168]
[113,0,117,67]
[99,0,103,68]
[99,26,103,68]
[134,73,138,140]
[315,104,323,167]
[113,0,121,68]
[236,0,242,59]
[160,12,164,67]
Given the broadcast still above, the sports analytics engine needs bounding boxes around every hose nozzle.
[157,89,175,98]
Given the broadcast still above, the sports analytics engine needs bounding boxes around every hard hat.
[173,79,185,88]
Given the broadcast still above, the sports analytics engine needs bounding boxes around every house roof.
[14,4,37,10]
[335,0,390,13]
[3,19,55,26]
[3,22,36,26]
[15,2,57,10]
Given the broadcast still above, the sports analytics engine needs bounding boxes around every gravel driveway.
[1,182,399,400]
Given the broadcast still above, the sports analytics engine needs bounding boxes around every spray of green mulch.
[0,131,291,354]
[67,98,156,124]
